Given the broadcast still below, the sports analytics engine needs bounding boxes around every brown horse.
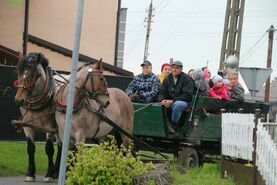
[14,53,61,182]
[55,59,134,148]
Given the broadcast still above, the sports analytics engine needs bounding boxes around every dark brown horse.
[55,59,134,148]
[14,53,61,182]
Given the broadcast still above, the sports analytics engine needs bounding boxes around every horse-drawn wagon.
[0,53,271,179]
[132,97,270,169]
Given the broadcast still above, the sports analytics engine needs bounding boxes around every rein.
[134,103,153,113]
[84,98,169,160]
[12,109,57,133]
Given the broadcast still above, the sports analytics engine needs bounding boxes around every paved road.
[0,175,57,185]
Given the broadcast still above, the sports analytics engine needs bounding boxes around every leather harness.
[18,67,55,111]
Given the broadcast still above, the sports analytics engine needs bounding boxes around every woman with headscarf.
[157,63,172,84]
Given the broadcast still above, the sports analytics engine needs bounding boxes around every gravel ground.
[0,175,58,185]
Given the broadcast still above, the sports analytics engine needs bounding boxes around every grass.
[170,163,235,185]
[140,151,235,185]
[0,141,235,185]
[0,141,49,176]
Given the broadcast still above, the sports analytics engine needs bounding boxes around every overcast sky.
[121,0,277,80]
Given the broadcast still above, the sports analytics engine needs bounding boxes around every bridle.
[16,63,54,110]
[78,65,109,100]
[16,65,42,93]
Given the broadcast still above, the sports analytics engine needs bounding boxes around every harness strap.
[12,109,56,133]
[22,67,55,110]
[84,99,169,160]
[86,100,103,139]
[55,83,85,113]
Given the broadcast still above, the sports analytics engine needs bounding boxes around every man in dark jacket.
[159,61,194,134]
[126,60,160,103]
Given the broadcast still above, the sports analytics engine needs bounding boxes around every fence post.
[253,109,261,185]
[220,108,227,178]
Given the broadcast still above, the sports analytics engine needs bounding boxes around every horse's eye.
[99,77,104,81]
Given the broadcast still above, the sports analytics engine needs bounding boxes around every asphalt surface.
[0,175,57,185]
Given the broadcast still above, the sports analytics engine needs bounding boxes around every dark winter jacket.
[158,72,194,102]
[229,83,245,102]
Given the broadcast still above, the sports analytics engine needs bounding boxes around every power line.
[155,0,171,14]
[125,21,144,34]
[240,35,268,65]
[151,0,202,52]
[239,31,268,63]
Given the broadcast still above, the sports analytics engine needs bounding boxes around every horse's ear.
[16,53,25,72]
[18,53,24,63]
[37,53,49,68]
[93,58,103,71]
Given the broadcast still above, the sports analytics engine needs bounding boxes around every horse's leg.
[24,128,36,182]
[65,136,80,173]
[54,133,62,178]
[43,133,55,182]
[121,135,132,149]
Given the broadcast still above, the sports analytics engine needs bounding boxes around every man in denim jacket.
[126,61,160,103]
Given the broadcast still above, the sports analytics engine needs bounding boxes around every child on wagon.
[209,74,229,100]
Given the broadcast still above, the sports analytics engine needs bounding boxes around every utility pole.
[143,0,154,62]
[23,0,30,56]
[264,25,276,103]
[219,0,245,69]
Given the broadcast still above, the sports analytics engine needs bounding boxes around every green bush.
[66,138,153,185]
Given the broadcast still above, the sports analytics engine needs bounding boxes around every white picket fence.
[222,113,277,185]
[222,113,254,160]
[256,121,277,185]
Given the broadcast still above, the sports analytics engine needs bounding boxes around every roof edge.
[28,34,134,76]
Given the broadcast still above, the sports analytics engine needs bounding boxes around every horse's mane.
[17,52,49,74]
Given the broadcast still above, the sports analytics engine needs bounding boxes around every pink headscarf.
[161,63,171,72]
[203,71,210,79]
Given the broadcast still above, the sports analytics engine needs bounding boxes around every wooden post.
[264,25,276,103]
[253,109,261,185]
[220,108,227,178]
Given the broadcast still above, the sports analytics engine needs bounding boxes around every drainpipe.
[114,0,121,67]
[23,0,30,56]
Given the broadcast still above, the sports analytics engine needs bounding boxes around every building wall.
[117,8,128,68]
[0,0,130,75]
[0,0,24,53]
[28,43,115,75]
[28,0,118,65]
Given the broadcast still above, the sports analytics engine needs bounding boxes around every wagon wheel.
[177,147,199,170]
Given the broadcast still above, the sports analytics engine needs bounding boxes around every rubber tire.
[177,147,199,170]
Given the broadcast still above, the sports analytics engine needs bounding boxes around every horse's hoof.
[44,176,54,183]
[25,176,35,182]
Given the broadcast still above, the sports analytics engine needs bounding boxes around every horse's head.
[77,59,110,108]
[15,52,49,105]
